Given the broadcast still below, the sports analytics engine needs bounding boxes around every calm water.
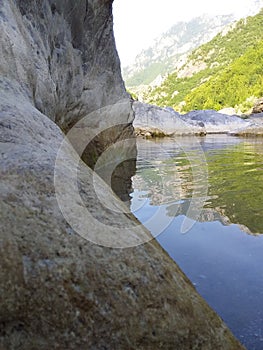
[130,135,263,350]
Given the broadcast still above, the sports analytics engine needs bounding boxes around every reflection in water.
[132,135,263,234]
[131,135,263,350]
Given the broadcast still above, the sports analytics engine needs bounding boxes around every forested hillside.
[144,10,263,113]
[184,40,263,111]
[123,14,234,87]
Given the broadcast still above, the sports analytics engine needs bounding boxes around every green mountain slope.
[184,40,263,111]
[123,14,235,87]
[145,10,263,113]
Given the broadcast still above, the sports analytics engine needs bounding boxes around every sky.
[113,0,257,67]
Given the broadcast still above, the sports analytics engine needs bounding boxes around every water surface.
[131,135,263,350]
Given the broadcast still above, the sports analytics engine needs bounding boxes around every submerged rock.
[0,0,244,349]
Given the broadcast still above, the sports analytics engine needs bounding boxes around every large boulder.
[133,101,205,136]
[0,98,245,349]
[182,109,251,134]
[0,0,244,349]
[133,102,252,136]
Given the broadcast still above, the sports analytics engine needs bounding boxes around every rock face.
[5,0,128,130]
[1,0,135,165]
[6,0,136,198]
[133,102,252,136]
[0,1,245,349]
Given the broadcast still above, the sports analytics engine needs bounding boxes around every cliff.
[0,0,244,349]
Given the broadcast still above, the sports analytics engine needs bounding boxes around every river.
[130,135,263,350]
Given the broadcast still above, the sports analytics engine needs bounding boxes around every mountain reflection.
[132,136,263,235]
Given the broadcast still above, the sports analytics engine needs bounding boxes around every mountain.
[183,39,263,112]
[123,14,235,87]
[123,0,263,90]
[144,9,263,113]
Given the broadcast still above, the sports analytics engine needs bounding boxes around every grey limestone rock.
[133,101,205,136]
[182,109,251,134]
[1,0,135,164]
[218,107,238,115]
[0,0,245,349]
[133,102,253,136]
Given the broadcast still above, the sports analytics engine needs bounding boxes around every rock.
[0,0,135,159]
[0,99,245,350]
[133,102,251,136]
[133,102,206,136]
[182,109,251,134]
[231,112,263,136]
[177,60,207,79]
[0,0,136,198]
[0,0,245,349]
[218,107,237,115]
[252,97,263,114]
[250,112,263,119]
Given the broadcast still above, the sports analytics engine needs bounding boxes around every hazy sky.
[113,0,256,66]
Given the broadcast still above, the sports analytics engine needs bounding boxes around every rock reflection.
[132,136,263,235]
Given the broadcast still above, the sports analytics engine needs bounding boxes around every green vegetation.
[136,140,263,234]
[127,89,138,100]
[124,14,234,87]
[204,142,263,234]
[184,40,263,111]
[145,10,263,113]
[147,66,221,109]
[125,62,168,86]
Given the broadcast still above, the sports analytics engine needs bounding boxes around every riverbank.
[133,101,263,137]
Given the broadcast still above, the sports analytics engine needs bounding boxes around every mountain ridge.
[145,9,263,113]
[124,0,263,89]
[123,14,235,87]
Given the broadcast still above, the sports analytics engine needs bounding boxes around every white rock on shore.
[133,101,255,136]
